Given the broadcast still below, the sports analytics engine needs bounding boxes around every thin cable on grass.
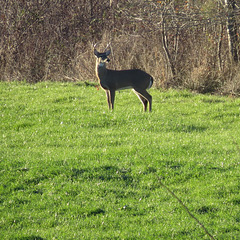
[157,177,216,240]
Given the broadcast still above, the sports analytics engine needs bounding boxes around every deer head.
[94,44,111,63]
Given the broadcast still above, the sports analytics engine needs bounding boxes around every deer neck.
[95,62,109,89]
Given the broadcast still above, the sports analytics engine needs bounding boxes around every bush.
[1,0,240,95]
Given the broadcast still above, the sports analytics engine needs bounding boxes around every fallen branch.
[157,177,216,240]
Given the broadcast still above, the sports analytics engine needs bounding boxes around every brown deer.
[94,45,153,112]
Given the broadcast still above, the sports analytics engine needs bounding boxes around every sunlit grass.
[0,82,240,239]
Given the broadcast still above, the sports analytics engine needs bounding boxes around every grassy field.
[0,81,240,240]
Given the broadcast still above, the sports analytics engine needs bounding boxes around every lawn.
[0,81,239,239]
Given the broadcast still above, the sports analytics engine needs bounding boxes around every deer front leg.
[105,90,115,110]
[109,90,115,110]
[106,90,111,110]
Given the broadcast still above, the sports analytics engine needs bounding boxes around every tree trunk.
[217,24,224,71]
[161,16,175,81]
[225,0,239,63]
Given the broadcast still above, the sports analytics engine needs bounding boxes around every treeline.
[1,0,240,95]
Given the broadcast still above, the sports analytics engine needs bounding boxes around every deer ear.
[94,48,100,57]
[105,49,111,56]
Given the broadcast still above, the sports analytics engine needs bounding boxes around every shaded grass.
[0,82,240,239]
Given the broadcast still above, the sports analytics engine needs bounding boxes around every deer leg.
[106,90,111,110]
[134,91,148,111]
[109,90,115,110]
[133,89,152,112]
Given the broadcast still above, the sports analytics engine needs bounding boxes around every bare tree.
[224,0,239,62]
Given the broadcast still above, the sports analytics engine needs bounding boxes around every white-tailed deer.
[94,45,153,112]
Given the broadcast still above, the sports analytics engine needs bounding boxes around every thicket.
[1,0,240,95]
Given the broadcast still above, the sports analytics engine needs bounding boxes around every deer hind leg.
[135,92,148,111]
[106,90,115,110]
[133,89,152,112]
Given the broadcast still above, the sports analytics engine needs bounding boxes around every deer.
[94,45,153,112]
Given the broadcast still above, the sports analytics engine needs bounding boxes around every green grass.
[0,81,240,240]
